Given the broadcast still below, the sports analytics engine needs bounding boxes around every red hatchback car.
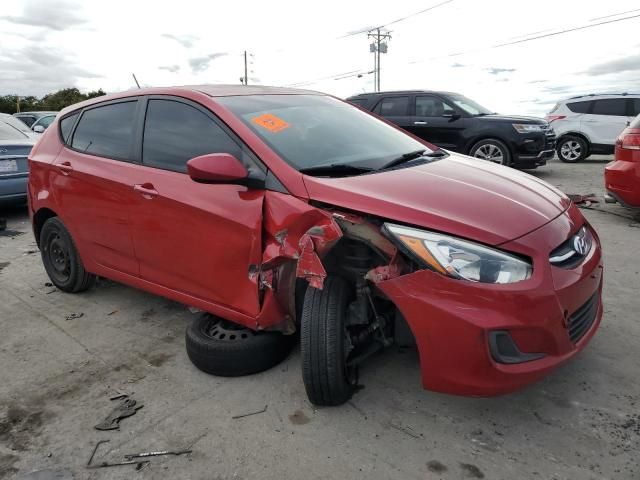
[605,114,640,209]
[28,86,603,406]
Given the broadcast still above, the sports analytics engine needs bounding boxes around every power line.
[590,7,640,21]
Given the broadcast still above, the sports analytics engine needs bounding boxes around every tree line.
[0,88,107,114]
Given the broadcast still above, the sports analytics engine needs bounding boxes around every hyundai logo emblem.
[573,233,588,256]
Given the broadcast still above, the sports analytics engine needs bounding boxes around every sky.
[0,0,639,117]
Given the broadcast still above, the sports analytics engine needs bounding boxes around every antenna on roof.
[132,73,141,89]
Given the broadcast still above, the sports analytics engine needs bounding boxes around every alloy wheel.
[474,144,505,164]
[560,140,581,161]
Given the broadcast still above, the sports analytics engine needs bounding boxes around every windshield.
[0,121,29,140]
[216,94,433,172]
[447,94,493,116]
[3,115,33,134]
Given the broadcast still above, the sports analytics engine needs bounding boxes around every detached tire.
[186,314,295,376]
[301,276,356,406]
[557,135,588,163]
[40,217,95,293]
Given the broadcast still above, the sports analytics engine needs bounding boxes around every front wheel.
[301,276,357,406]
[469,139,511,166]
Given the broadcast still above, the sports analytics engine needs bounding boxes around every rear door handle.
[56,161,73,175]
[413,121,428,125]
[133,183,158,199]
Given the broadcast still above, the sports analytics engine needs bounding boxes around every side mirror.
[186,153,248,183]
[33,125,45,133]
[442,113,461,120]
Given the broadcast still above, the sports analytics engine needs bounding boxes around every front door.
[129,97,265,317]
[405,95,465,150]
[581,98,632,145]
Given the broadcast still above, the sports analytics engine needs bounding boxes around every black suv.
[347,91,555,169]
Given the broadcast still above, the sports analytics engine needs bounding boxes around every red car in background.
[28,86,603,406]
[605,115,640,208]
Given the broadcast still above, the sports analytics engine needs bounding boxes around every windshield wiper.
[379,149,448,171]
[299,163,373,177]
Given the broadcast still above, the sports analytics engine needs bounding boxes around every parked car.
[29,86,603,406]
[1,113,37,205]
[347,90,555,169]
[547,93,640,162]
[605,114,640,208]
[31,113,57,133]
[13,111,58,129]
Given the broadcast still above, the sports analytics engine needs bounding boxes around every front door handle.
[56,161,73,175]
[133,183,158,199]
[414,121,428,125]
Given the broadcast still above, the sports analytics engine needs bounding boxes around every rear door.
[406,95,466,149]
[128,96,265,317]
[581,98,630,145]
[371,95,412,131]
[53,100,141,276]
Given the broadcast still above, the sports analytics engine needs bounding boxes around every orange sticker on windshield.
[252,113,290,133]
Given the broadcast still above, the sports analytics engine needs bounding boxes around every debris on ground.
[44,282,52,287]
[232,405,268,419]
[567,193,600,207]
[23,249,38,255]
[86,440,191,471]
[107,310,118,316]
[94,395,143,431]
[388,421,422,439]
[64,312,84,321]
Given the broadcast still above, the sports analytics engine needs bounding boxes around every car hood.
[302,153,571,246]
[477,114,547,124]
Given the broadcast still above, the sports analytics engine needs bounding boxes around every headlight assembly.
[383,224,532,284]
[512,123,544,133]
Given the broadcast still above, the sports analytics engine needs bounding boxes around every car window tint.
[591,99,627,116]
[142,99,241,173]
[71,102,137,159]
[373,96,409,116]
[566,101,591,114]
[415,96,456,116]
[17,116,35,127]
[39,116,55,128]
[348,98,368,108]
[59,113,79,143]
[631,99,640,117]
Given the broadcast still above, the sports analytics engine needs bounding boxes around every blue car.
[0,113,37,206]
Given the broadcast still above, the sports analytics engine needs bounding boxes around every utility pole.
[243,51,248,85]
[367,28,391,92]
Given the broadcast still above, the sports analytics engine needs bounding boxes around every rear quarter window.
[59,112,79,144]
[566,101,592,114]
[71,101,137,160]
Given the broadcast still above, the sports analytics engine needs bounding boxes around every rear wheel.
[469,139,511,166]
[557,135,588,162]
[301,276,358,406]
[40,217,95,293]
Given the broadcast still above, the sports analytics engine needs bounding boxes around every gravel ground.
[1,156,639,480]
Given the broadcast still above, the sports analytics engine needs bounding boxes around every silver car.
[0,113,37,205]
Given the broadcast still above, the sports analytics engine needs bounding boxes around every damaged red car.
[28,86,603,406]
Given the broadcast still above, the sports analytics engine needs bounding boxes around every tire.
[557,135,588,163]
[40,217,95,293]
[469,138,511,166]
[185,314,295,376]
[301,276,357,406]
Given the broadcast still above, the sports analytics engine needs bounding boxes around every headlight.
[512,123,544,133]
[383,224,532,284]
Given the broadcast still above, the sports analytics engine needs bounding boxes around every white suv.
[547,94,640,163]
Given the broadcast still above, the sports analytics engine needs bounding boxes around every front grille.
[568,291,599,344]
[549,226,592,269]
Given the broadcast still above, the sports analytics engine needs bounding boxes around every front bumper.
[377,205,603,396]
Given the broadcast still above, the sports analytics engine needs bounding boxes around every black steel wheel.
[185,314,295,376]
[40,217,95,293]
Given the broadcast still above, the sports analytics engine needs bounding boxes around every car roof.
[348,90,460,98]
[58,85,325,116]
[13,111,58,116]
[562,93,640,102]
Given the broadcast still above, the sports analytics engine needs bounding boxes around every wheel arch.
[33,207,58,247]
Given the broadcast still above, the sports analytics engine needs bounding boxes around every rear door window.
[415,96,456,116]
[591,99,627,116]
[566,101,592,114]
[142,99,242,173]
[373,96,409,117]
[71,101,137,160]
